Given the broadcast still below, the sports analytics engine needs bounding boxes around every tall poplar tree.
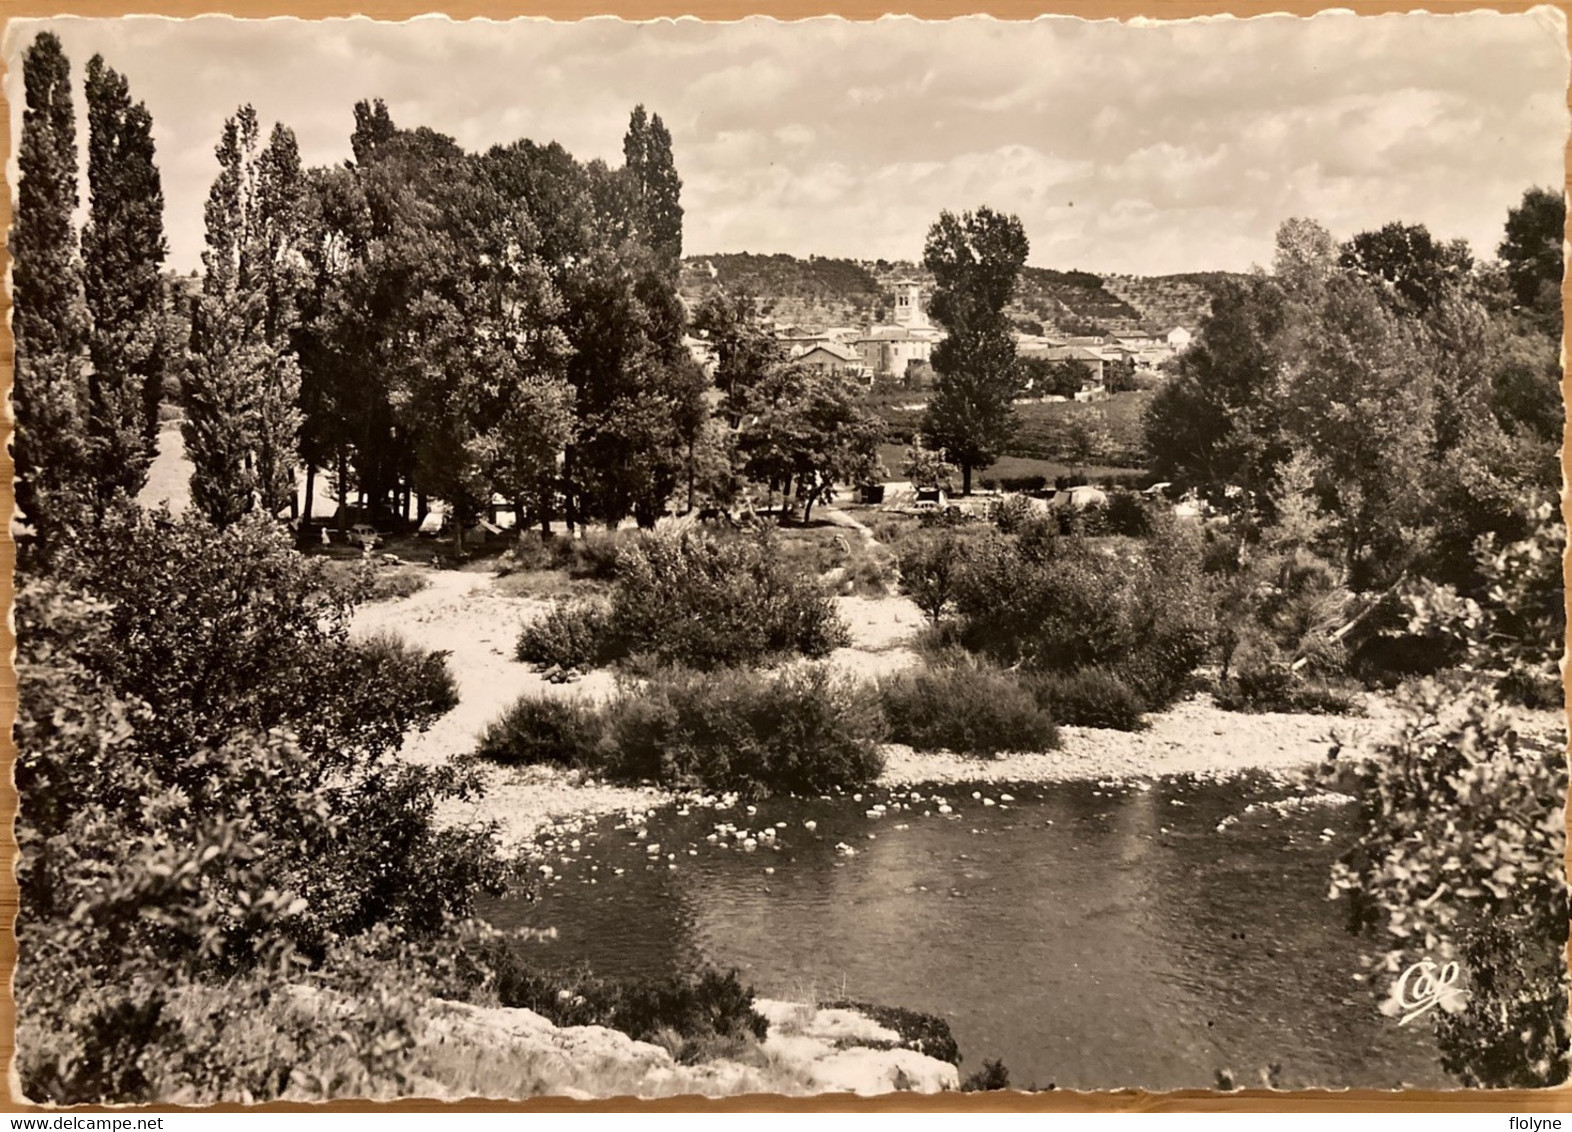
[183,106,307,525]
[919,206,1029,494]
[81,54,167,506]
[251,123,310,517]
[623,104,683,272]
[11,32,88,545]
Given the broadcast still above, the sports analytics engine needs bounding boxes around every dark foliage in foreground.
[962,1058,1012,1091]
[17,508,504,1103]
[482,943,767,1060]
[824,1000,961,1066]
[1323,680,1569,1088]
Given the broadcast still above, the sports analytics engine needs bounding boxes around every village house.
[793,340,865,375]
[1018,341,1109,386]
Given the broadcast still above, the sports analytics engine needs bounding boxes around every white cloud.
[6,11,1565,276]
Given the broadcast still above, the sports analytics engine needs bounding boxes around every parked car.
[349,523,381,550]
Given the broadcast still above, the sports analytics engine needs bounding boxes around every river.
[481,771,1448,1092]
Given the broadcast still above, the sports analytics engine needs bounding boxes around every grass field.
[867,390,1153,474]
[874,444,1143,488]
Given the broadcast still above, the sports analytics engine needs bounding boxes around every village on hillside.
[679,255,1199,396]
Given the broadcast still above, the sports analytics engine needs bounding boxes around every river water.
[481,771,1447,1091]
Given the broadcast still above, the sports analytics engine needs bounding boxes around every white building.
[854,279,942,380]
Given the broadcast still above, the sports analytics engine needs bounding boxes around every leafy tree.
[1144,274,1289,499]
[558,241,694,529]
[1339,221,1473,313]
[901,442,957,489]
[251,123,311,517]
[920,206,1030,494]
[1064,406,1112,466]
[1104,355,1140,393]
[300,109,439,528]
[1020,355,1092,399]
[1498,186,1565,319]
[691,290,784,409]
[478,375,577,536]
[1277,273,1436,587]
[897,530,965,623]
[11,32,89,548]
[1273,216,1338,295]
[81,53,168,508]
[736,365,884,521]
[393,150,574,548]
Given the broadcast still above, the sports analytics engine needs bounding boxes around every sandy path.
[351,570,621,766]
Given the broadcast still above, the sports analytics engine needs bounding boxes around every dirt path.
[351,569,620,766]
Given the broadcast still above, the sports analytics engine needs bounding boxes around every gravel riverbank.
[353,566,1562,850]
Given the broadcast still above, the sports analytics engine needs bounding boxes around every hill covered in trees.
[680,252,1242,335]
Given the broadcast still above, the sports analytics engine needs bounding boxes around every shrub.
[351,631,460,721]
[823,1000,960,1066]
[482,945,767,1057]
[952,519,1213,712]
[1214,663,1361,715]
[516,601,613,670]
[603,664,885,796]
[1321,680,1569,1087]
[1026,668,1147,730]
[1055,501,1109,537]
[502,535,573,574]
[918,507,974,530]
[605,530,849,670]
[986,493,1036,535]
[475,694,605,767]
[368,567,429,602]
[962,1059,1012,1092]
[568,530,628,580]
[897,531,965,623]
[1105,491,1152,537]
[997,474,1047,493]
[878,663,1059,755]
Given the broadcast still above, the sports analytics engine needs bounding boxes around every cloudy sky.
[5,11,1567,276]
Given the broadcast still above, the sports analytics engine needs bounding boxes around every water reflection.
[483,775,1445,1091]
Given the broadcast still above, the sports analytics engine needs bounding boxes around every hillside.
[679,254,887,328]
[681,254,1238,335]
[1101,273,1239,335]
